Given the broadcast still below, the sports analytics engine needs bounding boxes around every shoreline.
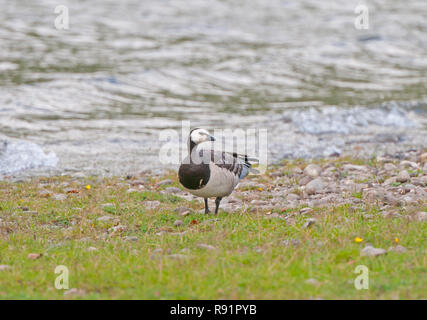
[0,152,426,299]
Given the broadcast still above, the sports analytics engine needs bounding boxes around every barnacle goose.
[178,128,258,214]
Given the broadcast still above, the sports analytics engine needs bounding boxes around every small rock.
[53,194,67,201]
[305,278,319,285]
[396,170,410,183]
[304,218,317,228]
[97,215,113,222]
[342,164,369,172]
[299,176,312,186]
[175,206,191,215]
[420,152,427,163]
[64,288,86,296]
[360,246,386,257]
[87,247,98,252]
[144,200,160,209]
[305,178,324,195]
[165,187,181,194]
[387,245,407,253]
[27,253,42,260]
[174,220,184,227]
[400,160,418,169]
[124,236,139,241]
[304,164,321,178]
[101,203,115,209]
[300,207,313,215]
[126,188,138,194]
[384,163,396,171]
[156,179,172,186]
[281,239,300,247]
[180,248,191,253]
[197,244,216,251]
[287,193,300,201]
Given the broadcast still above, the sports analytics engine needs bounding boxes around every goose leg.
[204,198,210,214]
[214,197,222,214]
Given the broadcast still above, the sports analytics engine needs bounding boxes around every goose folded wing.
[198,149,258,179]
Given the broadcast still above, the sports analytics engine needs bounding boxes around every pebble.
[143,200,160,209]
[287,193,300,201]
[64,288,86,296]
[305,178,324,195]
[124,236,139,241]
[156,179,172,186]
[165,187,181,194]
[360,246,386,257]
[384,163,396,171]
[281,239,300,247]
[304,164,321,178]
[53,193,67,201]
[97,215,113,222]
[27,253,42,260]
[300,207,313,215]
[387,245,407,253]
[87,247,98,252]
[197,244,217,250]
[400,161,418,169]
[342,164,368,172]
[299,176,312,186]
[396,170,410,183]
[305,278,319,285]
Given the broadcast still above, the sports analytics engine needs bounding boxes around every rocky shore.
[155,150,426,220]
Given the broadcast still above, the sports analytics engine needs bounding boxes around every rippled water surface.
[1,0,426,176]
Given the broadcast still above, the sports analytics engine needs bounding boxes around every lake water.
[1,0,426,177]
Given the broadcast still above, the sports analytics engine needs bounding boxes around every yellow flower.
[354,237,363,243]
[394,237,399,243]
[257,187,263,191]
[85,185,91,190]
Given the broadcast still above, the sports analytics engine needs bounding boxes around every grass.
[0,164,426,299]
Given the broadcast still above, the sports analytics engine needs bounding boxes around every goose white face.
[190,128,215,145]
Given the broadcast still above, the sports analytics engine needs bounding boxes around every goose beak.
[209,135,216,141]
